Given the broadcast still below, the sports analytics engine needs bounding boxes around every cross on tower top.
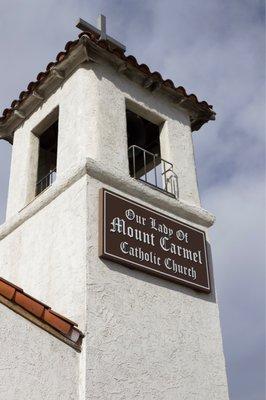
[76,14,126,52]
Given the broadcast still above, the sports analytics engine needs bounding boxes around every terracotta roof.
[0,30,215,136]
[0,277,84,350]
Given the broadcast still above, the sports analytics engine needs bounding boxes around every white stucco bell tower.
[0,16,229,400]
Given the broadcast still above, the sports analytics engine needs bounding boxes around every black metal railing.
[128,145,178,198]
[36,168,56,195]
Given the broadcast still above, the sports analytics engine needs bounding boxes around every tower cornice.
[0,157,215,243]
[0,31,215,143]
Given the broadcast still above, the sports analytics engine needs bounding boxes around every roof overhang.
[0,32,216,144]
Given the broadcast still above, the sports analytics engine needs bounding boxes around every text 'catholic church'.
[0,16,229,400]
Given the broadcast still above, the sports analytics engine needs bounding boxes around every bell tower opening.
[36,119,58,195]
[126,109,176,197]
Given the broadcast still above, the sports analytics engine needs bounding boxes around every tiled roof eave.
[0,277,84,351]
[0,39,86,143]
[0,32,216,143]
[83,36,215,119]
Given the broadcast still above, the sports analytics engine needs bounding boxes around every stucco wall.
[0,303,80,400]
[85,61,201,206]
[6,67,96,218]
[0,177,87,330]
[85,177,229,400]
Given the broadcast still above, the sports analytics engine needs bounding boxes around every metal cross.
[76,14,126,52]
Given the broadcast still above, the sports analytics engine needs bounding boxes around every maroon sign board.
[99,189,211,293]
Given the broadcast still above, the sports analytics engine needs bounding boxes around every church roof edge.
[0,30,216,142]
[0,276,84,351]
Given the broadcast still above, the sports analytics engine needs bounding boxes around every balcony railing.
[36,168,56,195]
[128,145,178,198]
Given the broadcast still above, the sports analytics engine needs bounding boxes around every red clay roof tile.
[48,309,78,326]
[14,291,45,318]
[43,309,72,335]
[0,280,16,300]
[0,31,215,133]
[0,277,84,349]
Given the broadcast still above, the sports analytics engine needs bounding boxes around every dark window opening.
[126,109,160,176]
[36,120,58,195]
[126,109,177,197]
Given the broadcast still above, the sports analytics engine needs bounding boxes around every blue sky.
[0,1,265,399]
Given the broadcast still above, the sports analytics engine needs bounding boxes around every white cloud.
[203,172,265,400]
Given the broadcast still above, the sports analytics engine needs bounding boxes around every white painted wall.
[87,61,201,206]
[160,119,201,205]
[0,303,80,400]
[6,127,39,217]
[6,67,97,218]
[0,177,87,330]
[85,177,228,400]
